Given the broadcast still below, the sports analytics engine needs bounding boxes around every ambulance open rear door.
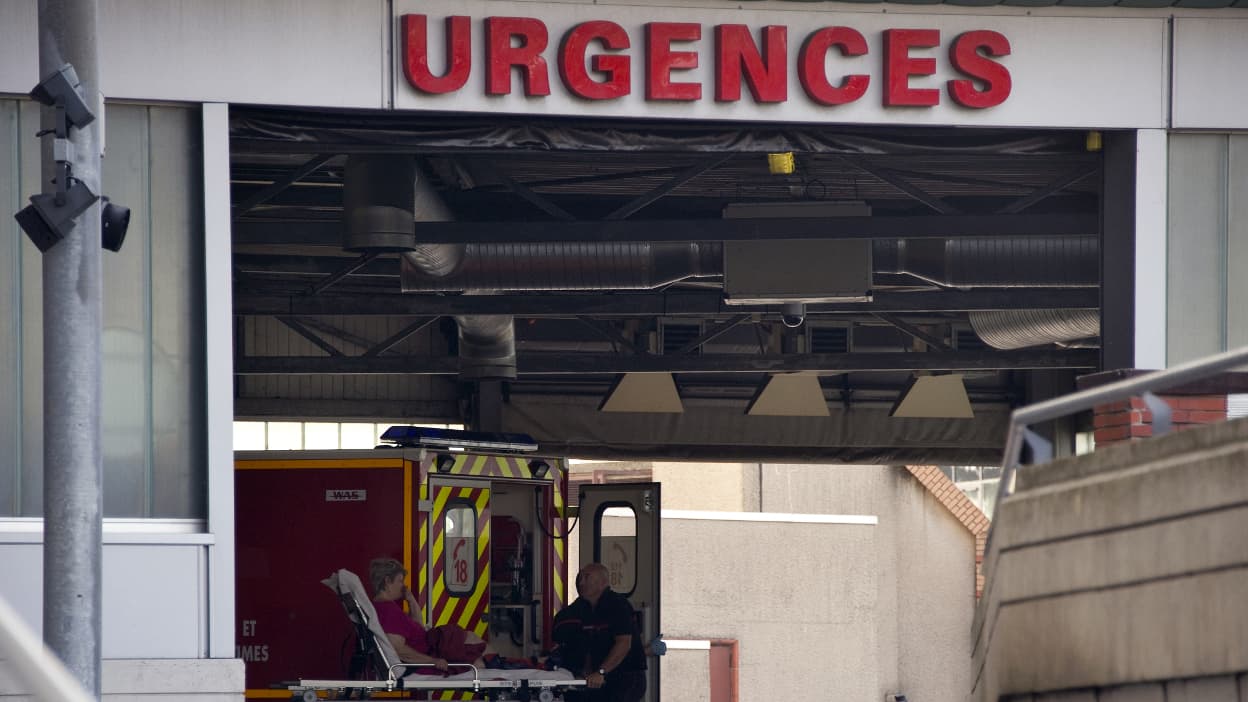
[578,483,661,702]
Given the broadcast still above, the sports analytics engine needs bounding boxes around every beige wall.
[650,462,759,511]
[763,465,975,702]
[569,463,976,702]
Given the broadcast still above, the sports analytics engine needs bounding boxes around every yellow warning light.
[1086,131,1103,153]
[767,152,795,175]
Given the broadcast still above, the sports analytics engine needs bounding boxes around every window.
[938,466,1000,519]
[596,505,638,596]
[231,421,463,450]
[0,102,206,518]
[444,504,477,594]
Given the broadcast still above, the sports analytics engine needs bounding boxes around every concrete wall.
[0,659,243,702]
[763,466,976,702]
[650,463,760,511]
[974,418,1248,701]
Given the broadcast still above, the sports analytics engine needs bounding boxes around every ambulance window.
[444,503,477,594]
[595,505,637,596]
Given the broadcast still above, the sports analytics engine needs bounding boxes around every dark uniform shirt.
[554,590,646,675]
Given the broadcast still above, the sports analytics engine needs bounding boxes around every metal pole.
[37,1,103,699]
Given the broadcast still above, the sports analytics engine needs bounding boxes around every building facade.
[1,0,1246,699]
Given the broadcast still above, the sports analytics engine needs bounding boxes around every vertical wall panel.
[1227,136,1248,349]
[0,100,21,514]
[1167,135,1228,364]
[101,105,153,517]
[18,101,43,515]
[149,106,205,517]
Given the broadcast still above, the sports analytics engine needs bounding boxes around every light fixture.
[746,373,830,416]
[889,374,974,419]
[434,453,456,473]
[767,152,795,175]
[100,197,131,252]
[599,373,684,413]
[15,183,99,252]
[527,459,550,479]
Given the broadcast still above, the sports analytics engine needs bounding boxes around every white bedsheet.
[404,667,575,682]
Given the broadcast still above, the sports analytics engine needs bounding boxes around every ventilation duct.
[343,155,418,252]
[401,242,720,292]
[968,309,1100,350]
[873,238,1098,288]
[344,156,513,379]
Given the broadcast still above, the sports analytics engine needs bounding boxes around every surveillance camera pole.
[37,1,104,700]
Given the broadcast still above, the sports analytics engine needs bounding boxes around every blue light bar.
[379,426,539,453]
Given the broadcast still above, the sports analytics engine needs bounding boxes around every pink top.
[374,600,430,655]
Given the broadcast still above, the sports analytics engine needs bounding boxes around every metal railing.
[0,593,95,702]
[982,344,1248,566]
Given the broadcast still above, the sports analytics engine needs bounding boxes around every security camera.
[29,64,95,130]
[780,302,805,329]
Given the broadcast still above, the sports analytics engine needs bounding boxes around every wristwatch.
[598,668,607,676]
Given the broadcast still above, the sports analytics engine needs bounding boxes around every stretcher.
[295,570,586,702]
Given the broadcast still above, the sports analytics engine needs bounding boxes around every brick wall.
[1093,395,1227,445]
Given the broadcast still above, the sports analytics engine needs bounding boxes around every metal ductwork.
[872,238,1098,288]
[969,309,1100,350]
[401,242,721,292]
[343,155,418,252]
[874,238,1101,348]
[344,155,514,380]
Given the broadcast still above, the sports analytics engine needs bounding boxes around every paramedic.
[562,563,646,702]
[369,557,450,672]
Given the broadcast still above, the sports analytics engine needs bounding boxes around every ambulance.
[235,426,660,700]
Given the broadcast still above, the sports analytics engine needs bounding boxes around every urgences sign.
[401,14,1011,110]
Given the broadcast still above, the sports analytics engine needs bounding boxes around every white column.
[1134,129,1168,370]
[202,103,236,659]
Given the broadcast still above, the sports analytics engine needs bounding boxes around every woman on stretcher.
[369,557,489,673]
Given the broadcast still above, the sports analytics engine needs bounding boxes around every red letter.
[948,30,1011,109]
[798,26,869,106]
[559,21,631,100]
[715,25,787,103]
[883,28,939,107]
[646,22,702,101]
[402,15,471,94]
[486,17,551,96]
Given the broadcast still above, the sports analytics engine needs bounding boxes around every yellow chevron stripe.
[470,454,488,475]
[418,482,428,620]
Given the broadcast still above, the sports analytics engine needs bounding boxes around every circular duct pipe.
[969,309,1100,350]
[343,155,418,252]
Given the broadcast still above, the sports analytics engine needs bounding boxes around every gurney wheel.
[538,690,555,702]
[301,689,318,702]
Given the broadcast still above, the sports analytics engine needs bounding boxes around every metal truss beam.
[232,153,337,218]
[235,289,1099,317]
[231,212,1098,246]
[274,316,343,357]
[872,313,952,352]
[576,317,649,355]
[235,349,1098,375]
[604,154,733,220]
[841,156,961,215]
[307,252,378,295]
[675,314,752,355]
